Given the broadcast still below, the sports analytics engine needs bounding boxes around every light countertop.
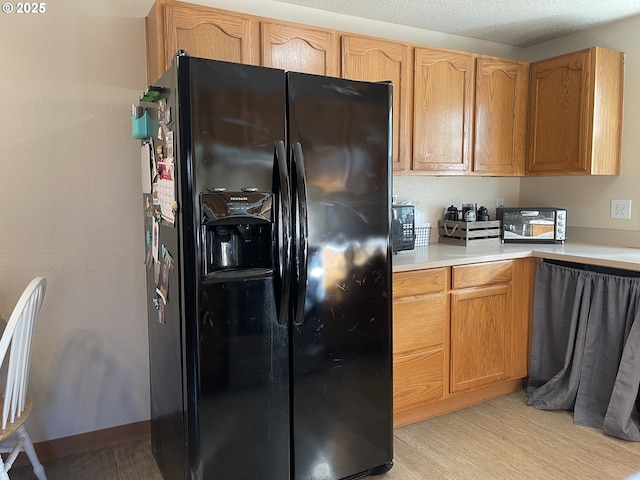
[392,242,640,273]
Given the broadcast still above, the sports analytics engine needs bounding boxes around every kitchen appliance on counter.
[496,207,567,243]
[392,204,415,252]
[137,54,393,480]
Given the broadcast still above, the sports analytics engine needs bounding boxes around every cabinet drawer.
[393,295,445,355]
[393,349,445,413]
[452,260,512,289]
[393,268,446,298]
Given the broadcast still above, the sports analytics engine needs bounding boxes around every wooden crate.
[437,220,501,246]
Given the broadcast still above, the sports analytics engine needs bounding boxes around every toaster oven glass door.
[502,210,556,241]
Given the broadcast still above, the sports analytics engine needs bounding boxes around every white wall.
[519,16,640,247]
[393,176,519,228]
[0,4,150,441]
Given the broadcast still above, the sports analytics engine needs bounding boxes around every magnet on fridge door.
[165,131,174,158]
[140,87,164,103]
[132,111,155,139]
[140,143,152,194]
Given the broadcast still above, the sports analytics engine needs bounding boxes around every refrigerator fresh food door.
[287,72,394,479]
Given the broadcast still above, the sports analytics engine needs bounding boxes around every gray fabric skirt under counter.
[527,260,640,441]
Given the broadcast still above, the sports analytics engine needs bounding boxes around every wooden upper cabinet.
[261,22,339,76]
[527,46,624,175]
[145,2,164,84]
[145,2,625,179]
[473,56,528,176]
[165,4,259,66]
[341,35,412,172]
[413,47,474,174]
[146,1,259,84]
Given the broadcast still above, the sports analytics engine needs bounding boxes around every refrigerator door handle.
[292,142,309,326]
[274,140,292,326]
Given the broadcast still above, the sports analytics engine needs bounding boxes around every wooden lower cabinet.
[394,350,445,413]
[393,258,536,427]
[450,284,511,392]
[392,268,448,423]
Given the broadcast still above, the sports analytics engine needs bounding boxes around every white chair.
[0,277,47,480]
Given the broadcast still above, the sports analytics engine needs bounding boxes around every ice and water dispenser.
[201,191,273,275]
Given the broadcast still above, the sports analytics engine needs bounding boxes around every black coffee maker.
[477,206,490,221]
[444,205,458,221]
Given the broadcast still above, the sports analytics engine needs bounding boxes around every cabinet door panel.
[413,48,473,173]
[450,285,510,392]
[394,295,446,356]
[262,23,339,76]
[527,50,589,174]
[342,35,412,172]
[393,350,445,413]
[473,57,528,176]
[165,4,258,69]
[527,46,623,176]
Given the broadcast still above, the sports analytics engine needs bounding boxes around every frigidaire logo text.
[230,196,248,201]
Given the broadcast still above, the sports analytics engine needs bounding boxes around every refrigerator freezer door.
[198,275,289,479]
[189,59,287,195]
[287,72,394,479]
[188,59,290,480]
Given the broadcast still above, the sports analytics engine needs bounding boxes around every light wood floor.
[10,390,640,479]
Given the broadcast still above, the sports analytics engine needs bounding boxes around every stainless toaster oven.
[496,207,567,244]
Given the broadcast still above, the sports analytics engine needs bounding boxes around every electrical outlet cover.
[611,199,632,220]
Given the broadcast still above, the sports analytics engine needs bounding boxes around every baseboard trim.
[394,379,526,427]
[14,420,151,468]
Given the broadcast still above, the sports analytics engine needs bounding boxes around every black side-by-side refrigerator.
[138,53,393,480]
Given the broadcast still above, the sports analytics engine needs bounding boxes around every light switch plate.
[611,199,632,219]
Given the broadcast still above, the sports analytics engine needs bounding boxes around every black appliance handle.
[292,142,309,326]
[274,140,291,326]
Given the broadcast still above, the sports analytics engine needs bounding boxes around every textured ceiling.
[272,0,640,47]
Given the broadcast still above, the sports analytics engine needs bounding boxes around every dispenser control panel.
[201,191,272,224]
[200,191,273,275]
